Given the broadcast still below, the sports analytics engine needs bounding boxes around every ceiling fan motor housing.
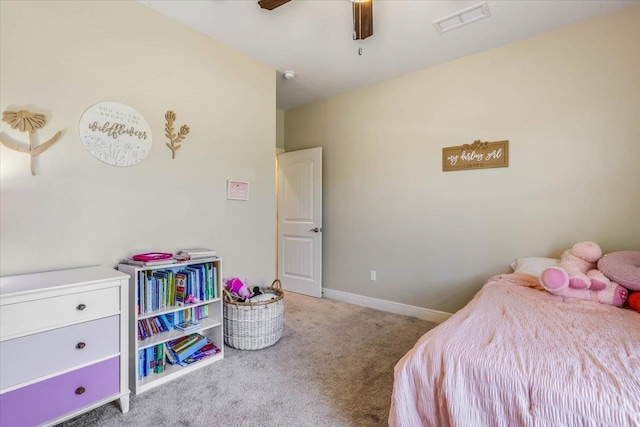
[258,0,374,40]
[353,0,373,40]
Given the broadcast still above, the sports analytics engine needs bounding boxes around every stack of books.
[174,321,201,332]
[165,333,214,365]
[122,257,177,267]
[178,340,221,366]
[178,248,217,260]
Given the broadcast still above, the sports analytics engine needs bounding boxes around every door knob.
[309,227,321,233]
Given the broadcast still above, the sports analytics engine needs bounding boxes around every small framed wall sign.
[227,180,249,201]
[442,140,509,172]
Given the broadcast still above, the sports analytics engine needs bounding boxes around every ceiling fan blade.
[353,0,373,40]
[258,0,292,10]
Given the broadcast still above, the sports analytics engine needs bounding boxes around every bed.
[389,273,640,427]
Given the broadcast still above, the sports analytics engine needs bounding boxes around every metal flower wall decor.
[165,111,190,159]
[1,109,62,175]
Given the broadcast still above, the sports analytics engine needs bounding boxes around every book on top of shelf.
[132,252,173,262]
[179,248,216,254]
[122,258,177,267]
[178,248,217,258]
[174,321,200,332]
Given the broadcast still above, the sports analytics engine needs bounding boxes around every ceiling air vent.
[433,1,491,34]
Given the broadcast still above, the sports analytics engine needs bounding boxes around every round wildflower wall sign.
[78,101,152,166]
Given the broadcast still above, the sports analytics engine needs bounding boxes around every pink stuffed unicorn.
[539,242,627,307]
[225,277,251,299]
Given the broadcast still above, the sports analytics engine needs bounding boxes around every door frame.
[276,147,322,297]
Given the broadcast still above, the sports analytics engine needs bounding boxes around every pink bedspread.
[389,274,640,427]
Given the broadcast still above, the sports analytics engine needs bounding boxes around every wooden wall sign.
[442,140,509,172]
[78,101,152,167]
[1,109,62,176]
[164,111,190,159]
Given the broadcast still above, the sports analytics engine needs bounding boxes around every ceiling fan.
[257,0,373,40]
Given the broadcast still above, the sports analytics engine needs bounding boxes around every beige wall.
[0,1,276,284]
[276,109,285,150]
[285,8,640,313]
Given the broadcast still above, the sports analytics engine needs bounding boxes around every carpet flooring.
[58,291,437,427]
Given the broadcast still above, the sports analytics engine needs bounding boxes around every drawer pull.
[77,304,87,311]
[75,386,86,395]
[76,342,86,349]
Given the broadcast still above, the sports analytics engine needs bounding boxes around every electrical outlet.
[370,270,376,281]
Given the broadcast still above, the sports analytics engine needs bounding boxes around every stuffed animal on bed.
[539,242,628,307]
[598,250,640,312]
[628,292,640,313]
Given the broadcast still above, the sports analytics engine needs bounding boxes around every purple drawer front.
[0,357,119,427]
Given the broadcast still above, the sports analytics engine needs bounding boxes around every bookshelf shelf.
[137,318,222,350]
[118,257,224,394]
[136,351,223,393]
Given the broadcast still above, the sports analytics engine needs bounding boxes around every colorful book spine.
[138,349,144,380]
[156,343,164,374]
[158,314,172,331]
[175,273,187,306]
[212,266,217,298]
[147,347,154,376]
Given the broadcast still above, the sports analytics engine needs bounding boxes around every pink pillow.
[597,251,640,291]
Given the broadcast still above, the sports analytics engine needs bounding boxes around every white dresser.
[0,266,130,426]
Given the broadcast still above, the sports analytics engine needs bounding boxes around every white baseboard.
[322,288,453,324]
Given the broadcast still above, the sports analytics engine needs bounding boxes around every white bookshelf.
[118,257,224,394]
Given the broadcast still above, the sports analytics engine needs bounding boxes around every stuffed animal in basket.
[225,277,251,299]
[539,242,627,307]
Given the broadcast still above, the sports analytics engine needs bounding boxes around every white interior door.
[277,147,322,298]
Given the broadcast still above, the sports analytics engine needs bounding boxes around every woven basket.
[223,280,284,350]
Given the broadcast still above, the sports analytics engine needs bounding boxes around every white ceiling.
[141,0,639,110]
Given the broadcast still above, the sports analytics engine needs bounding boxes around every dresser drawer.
[0,315,120,390]
[0,286,120,340]
[0,357,120,427]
